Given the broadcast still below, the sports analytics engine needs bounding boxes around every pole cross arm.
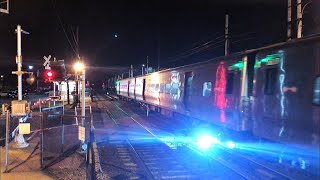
[12,71,34,75]
[15,28,30,35]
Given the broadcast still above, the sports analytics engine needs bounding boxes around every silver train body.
[116,35,320,150]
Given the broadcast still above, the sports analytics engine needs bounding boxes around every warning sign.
[78,126,85,142]
[19,123,30,134]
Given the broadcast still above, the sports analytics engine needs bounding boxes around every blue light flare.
[226,141,236,149]
[196,134,220,150]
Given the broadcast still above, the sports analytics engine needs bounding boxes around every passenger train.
[115,35,320,152]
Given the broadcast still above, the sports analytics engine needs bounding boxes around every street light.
[73,62,84,72]
[1,75,4,90]
[142,64,145,75]
[73,62,86,117]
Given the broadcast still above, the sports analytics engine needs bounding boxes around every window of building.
[314,76,320,105]
[202,82,212,97]
[226,72,234,94]
[264,68,278,95]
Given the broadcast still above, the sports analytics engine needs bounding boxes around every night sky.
[0,0,318,83]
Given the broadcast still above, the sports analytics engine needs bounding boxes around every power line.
[167,35,225,61]
[166,39,225,64]
[70,26,78,49]
[163,34,256,67]
[51,0,77,56]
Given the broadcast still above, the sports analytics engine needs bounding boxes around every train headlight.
[226,141,236,149]
[196,134,220,150]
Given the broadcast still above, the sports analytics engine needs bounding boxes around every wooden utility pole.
[225,14,229,56]
[297,0,303,38]
[287,0,292,40]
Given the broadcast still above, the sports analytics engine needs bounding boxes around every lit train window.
[171,83,179,95]
[202,82,212,97]
[165,84,171,94]
[160,84,165,93]
[314,77,320,105]
[264,68,278,95]
[226,72,234,94]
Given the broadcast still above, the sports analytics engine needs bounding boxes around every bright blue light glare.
[196,134,220,150]
[28,65,33,70]
[226,141,236,149]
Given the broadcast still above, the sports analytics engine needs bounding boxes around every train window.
[155,84,160,92]
[160,84,165,93]
[226,72,234,94]
[171,83,179,95]
[165,84,171,94]
[313,77,320,105]
[202,82,212,97]
[264,68,278,95]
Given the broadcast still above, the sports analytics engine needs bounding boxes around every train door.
[184,71,193,110]
[143,78,146,100]
[127,81,130,97]
[254,52,294,141]
[313,76,320,142]
[134,78,136,99]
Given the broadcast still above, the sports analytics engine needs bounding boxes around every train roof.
[120,34,320,80]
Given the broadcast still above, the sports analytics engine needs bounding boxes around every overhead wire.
[167,35,225,61]
[51,0,77,56]
[70,26,78,49]
[164,32,256,66]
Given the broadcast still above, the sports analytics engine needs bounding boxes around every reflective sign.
[78,126,85,142]
[19,123,30,134]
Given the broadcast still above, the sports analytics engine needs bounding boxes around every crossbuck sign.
[43,55,51,69]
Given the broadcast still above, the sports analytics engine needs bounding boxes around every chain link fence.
[39,108,92,168]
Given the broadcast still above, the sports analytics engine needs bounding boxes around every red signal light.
[47,71,53,77]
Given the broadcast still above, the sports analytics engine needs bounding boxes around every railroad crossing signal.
[43,55,51,70]
[45,70,54,82]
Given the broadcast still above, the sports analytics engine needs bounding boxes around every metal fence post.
[75,107,78,125]
[62,99,65,115]
[5,110,10,172]
[40,113,43,168]
[39,99,42,113]
[61,114,64,153]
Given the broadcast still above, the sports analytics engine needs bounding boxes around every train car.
[253,36,320,150]
[118,53,254,131]
[143,54,253,131]
[116,35,320,151]
[128,78,135,99]
[119,79,129,97]
[135,76,145,101]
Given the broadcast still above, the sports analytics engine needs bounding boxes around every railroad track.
[96,94,304,179]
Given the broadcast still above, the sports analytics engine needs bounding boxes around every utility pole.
[130,65,133,77]
[297,0,303,38]
[224,13,229,56]
[142,64,145,75]
[287,0,292,40]
[76,26,80,59]
[157,26,160,71]
[36,69,39,92]
[81,70,85,116]
[146,56,149,74]
[13,25,29,149]
[16,25,23,100]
